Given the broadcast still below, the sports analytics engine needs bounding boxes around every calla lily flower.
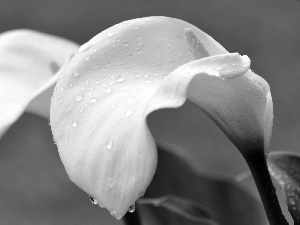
[0,29,78,137]
[47,17,273,219]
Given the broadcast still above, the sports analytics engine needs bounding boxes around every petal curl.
[50,17,272,219]
[0,29,78,137]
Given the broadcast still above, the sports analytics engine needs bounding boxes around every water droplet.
[167,44,173,51]
[89,196,98,204]
[72,120,78,127]
[105,87,112,93]
[79,108,84,112]
[106,137,113,149]
[90,98,97,103]
[136,37,143,46]
[115,76,125,83]
[74,94,83,102]
[93,63,100,69]
[136,48,142,54]
[108,178,114,188]
[110,208,116,216]
[88,129,94,136]
[125,109,134,118]
[123,40,129,46]
[128,53,133,58]
[48,120,51,125]
[107,31,114,37]
[95,80,101,85]
[128,204,135,213]
[73,70,80,77]
[58,72,66,79]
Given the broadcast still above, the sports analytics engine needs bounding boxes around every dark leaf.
[268,152,300,223]
[140,143,267,225]
[139,195,218,225]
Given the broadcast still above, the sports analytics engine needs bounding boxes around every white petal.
[50,17,272,219]
[0,29,78,137]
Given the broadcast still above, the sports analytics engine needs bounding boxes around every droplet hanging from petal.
[128,204,135,213]
[89,196,98,204]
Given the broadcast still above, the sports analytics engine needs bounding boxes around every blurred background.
[0,0,299,224]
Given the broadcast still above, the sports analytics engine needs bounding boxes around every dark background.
[0,0,299,224]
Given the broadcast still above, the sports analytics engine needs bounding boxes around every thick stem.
[243,150,288,225]
[122,209,142,225]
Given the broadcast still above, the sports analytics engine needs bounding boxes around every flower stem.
[243,150,288,225]
[122,208,142,225]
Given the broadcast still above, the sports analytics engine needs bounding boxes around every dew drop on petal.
[58,72,66,79]
[93,63,100,69]
[105,87,112,93]
[125,110,133,118]
[90,98,97,103]
[108,178,114,188]
[115,75,125,83]
[110,208,116,216]
[167,44,173,51]
[73,70,80,77]
[74,94,83,102]
[106,137,113,149]
[88,129,94,136]
[136,37,143,46]
[89,196,98,204]
[123,40,129,46]
[128,204,135,213]
[72,120,78,127]
[136,48,142,54]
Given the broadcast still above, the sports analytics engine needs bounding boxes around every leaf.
[140,143,267,225]
[268,151,300,223]
[50,17,271,219]
[0,29,78,138]
[138,195,218,225]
